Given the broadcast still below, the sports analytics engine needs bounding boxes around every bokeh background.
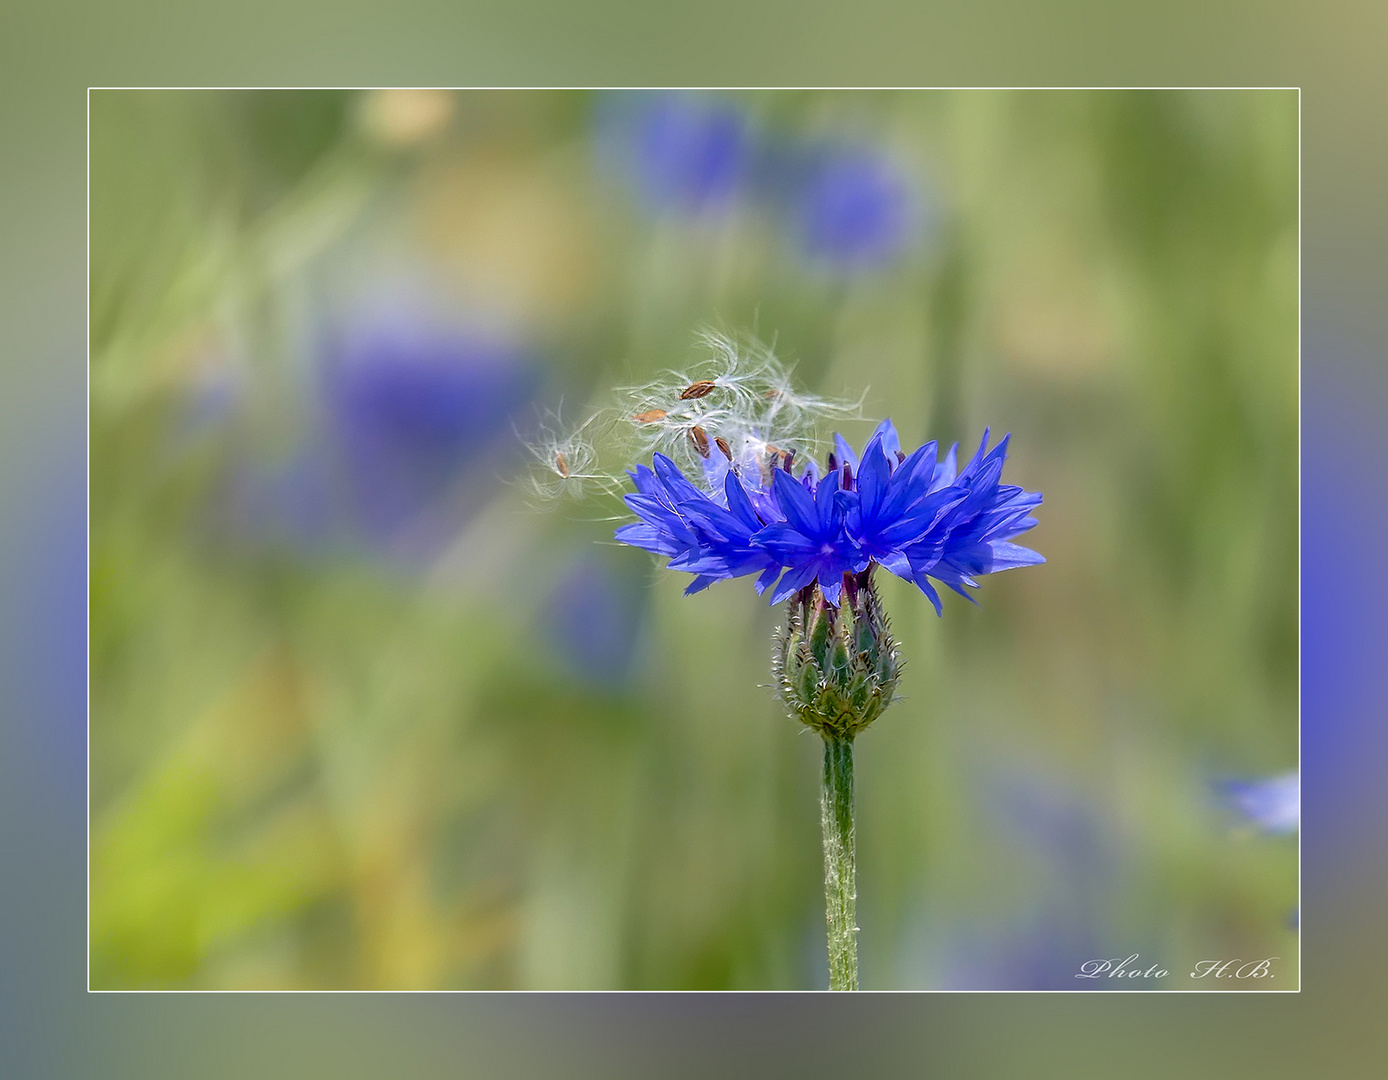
[88,87,1297,991]
[4,0,1386,1074]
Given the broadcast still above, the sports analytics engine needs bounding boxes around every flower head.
[612,408,1043,613]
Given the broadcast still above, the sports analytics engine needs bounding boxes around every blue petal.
[876,549,913,581]
[963,427,992,474]
[754,563,782,594]
[724,471,763,531]
[683,574,719,595]
[752,522,820,562]
[701,450,732,499]
[627,464,660,495]
[855,439,890,521]
[987,540,1045,569]
[867,417,901,458]
[875,486,967,549]
[886,440,936,510]
[652,452,705,501]
[833,432,860,472]
[930,444,958,491]
[814,468,842,531]
[961,540,1046,573]
[911,572,943,615]
[614,522,679,555]
[771,467,821,538]
[769,561,820,605]
[983,432,1011,467]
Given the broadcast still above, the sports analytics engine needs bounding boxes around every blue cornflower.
[613,417,1043,611]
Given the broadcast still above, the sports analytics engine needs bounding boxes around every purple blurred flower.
[1220,772,1299,835]
[594,92,752,215]
[544,555,647,687]
[225,321,539,560]
[323,324,539,547]
[766,140,918,270]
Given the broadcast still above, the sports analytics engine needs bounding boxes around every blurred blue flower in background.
[542,555,648,688]
[592,97,928,274]
[772,140,918,270]
[1220,771,1299,835]
[594,92,752,215]
[224,317,540,561]
[322,322,539,551]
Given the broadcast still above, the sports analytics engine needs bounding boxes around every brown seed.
[632,409,667,423]
[714,436,733,461]
[554,451,570,478]
[679,380,718,400]
[688,425,711,458]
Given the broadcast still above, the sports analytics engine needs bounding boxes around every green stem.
[820,735,858,990]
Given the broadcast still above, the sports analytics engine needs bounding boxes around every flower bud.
[772,570,901,740]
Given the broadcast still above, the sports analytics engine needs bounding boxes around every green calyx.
[773,569,901,740]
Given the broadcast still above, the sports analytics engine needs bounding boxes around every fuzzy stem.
[820,734,858,990]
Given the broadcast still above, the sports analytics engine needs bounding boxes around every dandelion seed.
[688,425,711,458]
[679,380,718,400]
[523,408,619,504]
[633,409,668,423]
[715,436,733,460]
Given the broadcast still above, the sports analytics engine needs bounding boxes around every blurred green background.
[89,88,1297,990]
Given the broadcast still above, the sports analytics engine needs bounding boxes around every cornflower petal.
[834,433,860,472]
[768,562,821,605]
[867,417,901,458]
[772,467,823,537]
[724,470,765,531]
